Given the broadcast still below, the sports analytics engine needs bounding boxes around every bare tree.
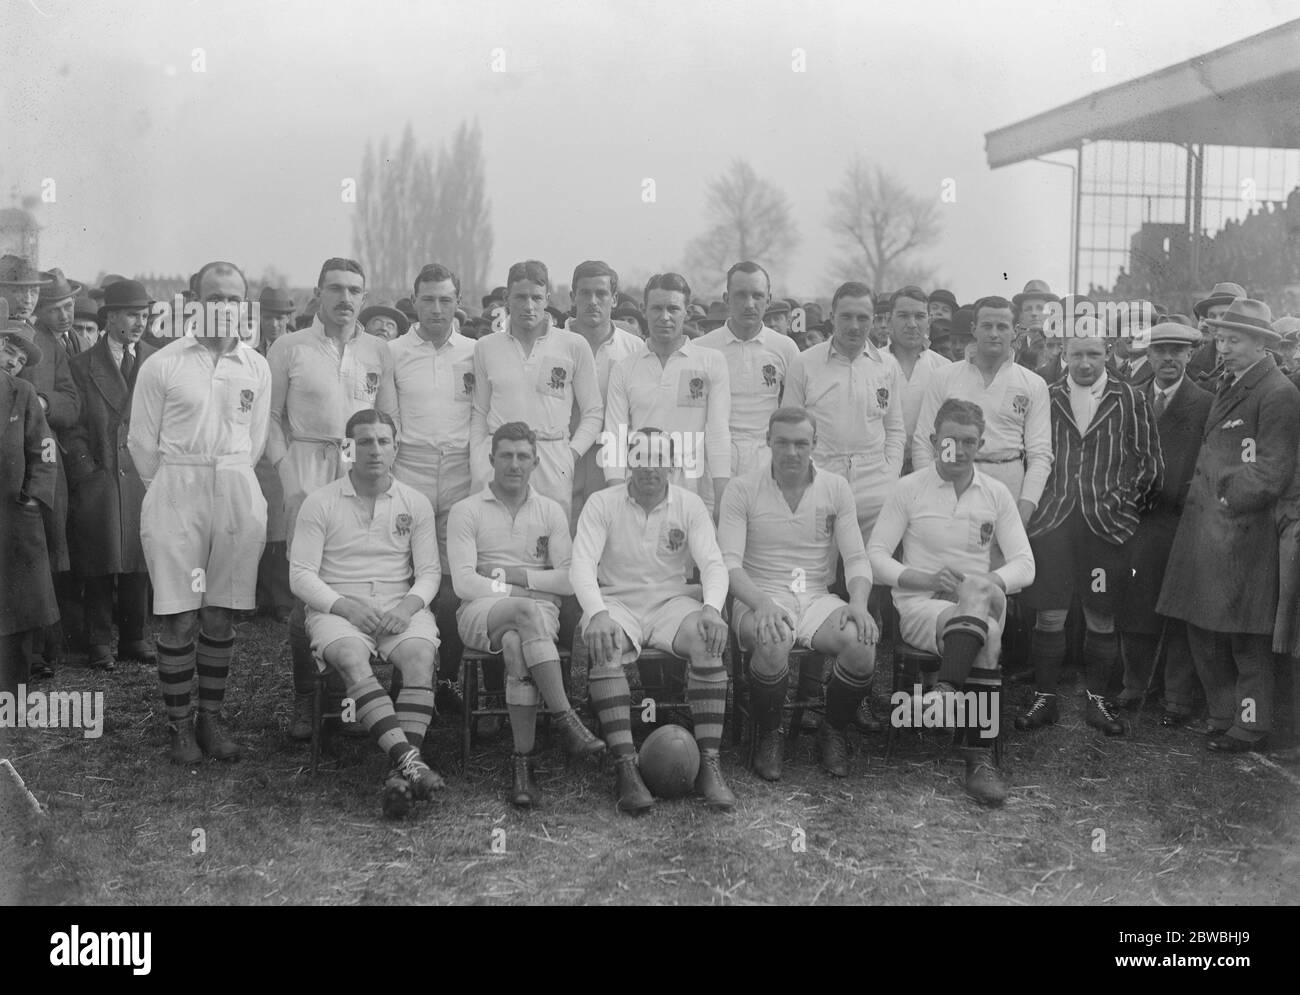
[431,120,493,304]
[352,120,493,302]
[684,159,799,293]
[827,157,941,293]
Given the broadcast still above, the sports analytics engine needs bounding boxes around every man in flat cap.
[1115,321,1212,725]
[65,280,158,670]
[928,289,958,324]
[764,299,792,339]
[0,307,59,694]
[71,295,101,353]
[1157,299,1300,753]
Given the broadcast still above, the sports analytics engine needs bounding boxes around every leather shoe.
[1085,692,1126,736]
[29,657,56,680]
[852,697,882,733]
[1159,711,1190,728]
[195,711,242,761]
[1208,734,1267,754]
[614,754,654,814]
[815,721,850,777]
[752,727,783,781]
[116,640,157,666]
[962,748,1008,807]
[1015,692,1058,731]
[694,750,736,811]
[510,752,542,808]
[87,645,116,671]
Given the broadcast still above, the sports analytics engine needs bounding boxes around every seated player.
[718,406,878,780]
[572,427,734,814]
[867,399,1036,806]
[448,421,606,809]
[289,409,445,818]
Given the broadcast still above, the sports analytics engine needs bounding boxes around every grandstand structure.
[985,18,1300,315]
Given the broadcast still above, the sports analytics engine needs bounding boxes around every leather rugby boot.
[1085,692,1125,736]
[815,721,850,777]
[556,708,606,758]
[695,750,736,811]
[168,715,202,765]
[195,711,242,761]
[614,754,654,814]
[752,728,783,781]
[1015,692,1059,731]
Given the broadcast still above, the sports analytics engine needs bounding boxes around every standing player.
[469,259,603,520]
[696,261,800,479]
[448,422,605,808]
[886,286,952,473]
[784,281,905,547]
[128,261,271,763]
[603,273,731,517]
[718,407,878,780]
[390,263,478,717]
[267,258,398,740]
[573,428,734,813]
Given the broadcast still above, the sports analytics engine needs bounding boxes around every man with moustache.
[1157,300,1300,753]
[1015,328,1163,736]
[912,296,1052,527]
[390,262,478,726]
[65,280,158,671]
[697,261,800,480]
[129,261,271,763]
[469,259,603,520]
[1115,322,1212,724]
[785,282,905,547]
[267,258,399,741]
[4,262,81,678]
[567,260,642,527]
[887,286,951,474]
[603,273,731,517]
[0,306,58,694]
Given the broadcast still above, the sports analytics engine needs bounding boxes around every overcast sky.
[4,0,1296,302]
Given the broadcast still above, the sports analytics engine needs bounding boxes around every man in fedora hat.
[72,295,101,352]
[65,280,158,670]
[256,286,295,358]
[0,254,51,325]
[1156,299,1299,752]
[360,304,409,341]
[129,260,272,764]
[1272,315,1300,380]
[1115,321,1212,725]
[8,263,82,677]
[0,304,59,694]
[1011,279,1059,371]
[1187,281,1246,383]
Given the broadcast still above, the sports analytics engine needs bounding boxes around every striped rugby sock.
[588,671,634,756]
[347,674,412,765]
[157,640,195,723]
[195,631,234,714]
[687,662,728,753]
[395,686,436,747]
[825,661,871,729]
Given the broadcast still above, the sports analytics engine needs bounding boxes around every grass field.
[3,615,1299,906]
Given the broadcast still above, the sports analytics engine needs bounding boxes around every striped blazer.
[1028,376,1164,544]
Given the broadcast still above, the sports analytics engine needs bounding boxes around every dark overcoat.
[17,322,79,572]
[1157,354,1300,633]
[0,373,59,635]
[64,337,156,576]
[1118,376,1213,633]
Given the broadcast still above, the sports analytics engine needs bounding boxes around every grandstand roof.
[985,18,1300,168]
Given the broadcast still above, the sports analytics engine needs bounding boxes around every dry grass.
[2,617,1298,906]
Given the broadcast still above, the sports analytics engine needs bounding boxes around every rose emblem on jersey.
[1012,393,1029,415]
[549,366,567,391]
[979,521,994,547]
[666,527,685,552]
[365,371,380,397]
[876,387,889,409]
[761,363,777,388]
[239,389,254,413]
[394,513,412,537]
[689,377,704,400]
[462,371,475,395]
[533,535,549,560]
